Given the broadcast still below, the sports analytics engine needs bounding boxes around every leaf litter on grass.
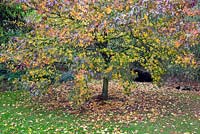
[42,80,200,124]
[0,81,200,133]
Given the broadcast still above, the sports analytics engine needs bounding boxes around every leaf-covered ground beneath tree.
[42,81,200,123]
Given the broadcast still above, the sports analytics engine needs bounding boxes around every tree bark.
[102,76,109,100]
[96,41,110,100]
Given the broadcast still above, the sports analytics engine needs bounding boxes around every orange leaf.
[174,41,181,48]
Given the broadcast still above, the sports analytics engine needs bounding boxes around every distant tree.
[0,1,34,91]
[0,1,32,43]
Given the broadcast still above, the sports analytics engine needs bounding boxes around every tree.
[0,1,33,91]
[1,0,195,100]
[0,0,32,44]
[171,0,200,81]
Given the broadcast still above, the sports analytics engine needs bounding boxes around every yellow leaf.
[143,32,148,38]
[89,63,94,69]
[126,5,130,11]
[155,39,160,44]
[183,57,190,64]
[81,64,85,69]
[144,14,148,22]
[105,66,113,73]
[105,7,112,14]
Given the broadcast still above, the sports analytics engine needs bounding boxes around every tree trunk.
[97,41,110,100]
[102,76,109,100]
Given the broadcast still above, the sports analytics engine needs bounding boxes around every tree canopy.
[1,0,198,102]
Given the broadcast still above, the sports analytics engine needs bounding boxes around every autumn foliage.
[1,0,198,103]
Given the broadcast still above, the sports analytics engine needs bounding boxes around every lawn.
[0,86,200,134]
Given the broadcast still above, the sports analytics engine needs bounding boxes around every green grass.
[0,90,199,134]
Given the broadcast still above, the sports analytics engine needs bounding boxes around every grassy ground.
[0,88,200,134]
